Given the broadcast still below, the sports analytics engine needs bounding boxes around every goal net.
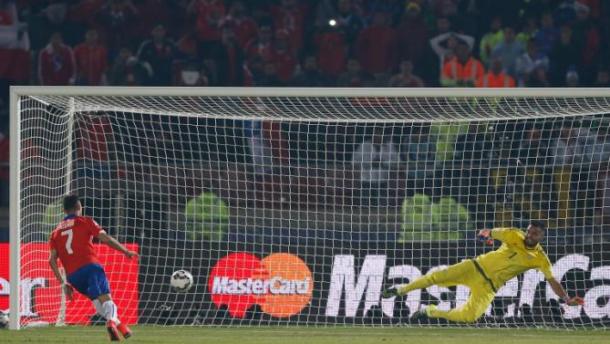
[7,87,610,329]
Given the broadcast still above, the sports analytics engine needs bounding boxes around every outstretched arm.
[478,227,521,245]
[547,277,584,306]
[97,231,138,259]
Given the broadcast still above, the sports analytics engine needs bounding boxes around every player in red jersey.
[49,195,138,341]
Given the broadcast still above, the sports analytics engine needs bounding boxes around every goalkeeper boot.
[118,323,132,339]
[106,320,121,341]
[382,286,401,298]
[411,304,435,321]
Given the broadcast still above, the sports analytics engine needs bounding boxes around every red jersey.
[49,215,103,275]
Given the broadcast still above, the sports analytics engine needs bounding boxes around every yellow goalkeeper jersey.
[474,227,554,291]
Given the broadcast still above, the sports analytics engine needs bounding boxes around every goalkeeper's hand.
[382,286,401,298]
[565,296,584,306]
[477,229,494,246]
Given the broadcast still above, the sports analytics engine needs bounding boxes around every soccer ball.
[0,311,9,329]
[170,270,194,293]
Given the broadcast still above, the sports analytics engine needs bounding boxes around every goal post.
[8,86,610,330]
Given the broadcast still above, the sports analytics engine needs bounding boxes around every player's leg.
[96,294,121,341]
[392,260,472,296]
[425,274,495,323]
[88,265,132,340]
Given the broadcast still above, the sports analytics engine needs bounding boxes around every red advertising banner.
[0,243,139,325]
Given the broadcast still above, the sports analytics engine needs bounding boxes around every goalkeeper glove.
[382,287,401,298]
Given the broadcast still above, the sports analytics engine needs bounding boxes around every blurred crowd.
[0,0,607,94]
[1,0,610,230]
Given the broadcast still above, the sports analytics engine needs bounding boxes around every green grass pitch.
[2,326,608,344]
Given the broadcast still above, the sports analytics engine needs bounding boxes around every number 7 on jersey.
[61,229,74,254]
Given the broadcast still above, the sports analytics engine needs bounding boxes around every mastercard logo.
[208,252,313,318]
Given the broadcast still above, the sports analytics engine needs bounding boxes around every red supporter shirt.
[271,5,307,53]
[356,25,398,74]
[315,31,347,77]
[232,17,258,49]
[74,43,108,85]
[38,44,76,85]
[49,215,103,275]
[273,49,297,82]
[196,0,226,41]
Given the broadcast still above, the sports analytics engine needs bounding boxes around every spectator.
[515,39,549,86]
[174,62,209,86]
[479,16,504,65]
[429,31,475,74]
[356,11,397,76]
[593,68,610,87]
[314,25,348,78]
[189,0,225,54]
[554,0,588,26]
[549,25,581,85]
[565,67,580,87]
[388,60,424,87]
[516,16,539,45]
[0,0,30,91]
[73,29,107,85]
[243,55,264,86]
[337,58,371,87]
[214,26,245,86]
[351,127,401,206]
[291,55,328,86]
[526,65,551,87]
[535,12,558,56]
[572,4,600,83]
[38,32,75,85]
[476,57,516,87]
[270,0,308,54]
[99,0,139,55]
[128,0,176,40]
[396,2,429,69]
[491,26,525,77]
[272,29,297,83]
[109,47,150,86]
[366,0,407,24]
[222,1,257,50]
[28,2,78,50]
[0,0,29,50]
[441,41,484,87]
[176,29,199,60]
[256,62,283,86]
[137,25,177,86]
[245,24,274,63]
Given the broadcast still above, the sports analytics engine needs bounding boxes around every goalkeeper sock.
[102,300,121,325]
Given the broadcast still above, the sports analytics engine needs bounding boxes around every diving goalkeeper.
[382,220,584,323]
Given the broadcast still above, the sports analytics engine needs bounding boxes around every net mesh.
[12,90,610,328]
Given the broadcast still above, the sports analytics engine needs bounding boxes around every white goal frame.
[9,86,610,330]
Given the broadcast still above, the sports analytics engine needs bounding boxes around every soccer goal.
[7,87,610,330]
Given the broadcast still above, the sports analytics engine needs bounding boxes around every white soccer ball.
[170,270,194,293]
[0,311,9,329]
